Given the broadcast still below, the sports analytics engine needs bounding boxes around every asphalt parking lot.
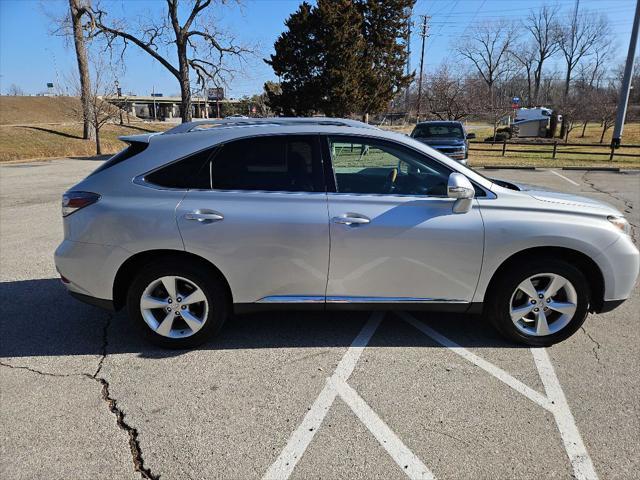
[1,159,639,480]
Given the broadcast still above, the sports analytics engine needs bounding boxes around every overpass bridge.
[106,96,241,120]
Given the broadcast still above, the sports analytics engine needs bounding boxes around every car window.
[145,147,214,189]
[209,135,321,192]
[328,136,452,196]
[90,141,148,177]
[412,124,464,139]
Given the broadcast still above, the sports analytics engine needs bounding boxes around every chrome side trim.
[257,295,325,304]
[256,295,467,304]
[326,296,467,304]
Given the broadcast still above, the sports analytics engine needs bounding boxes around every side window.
[145,148,214,189]
[328,136,452,196]
[90,141,148,177]
[210,136,320,192]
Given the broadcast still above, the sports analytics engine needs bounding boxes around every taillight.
[62,191,100,217]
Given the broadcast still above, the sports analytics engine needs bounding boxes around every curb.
[562,166,620,172]
[482,166,536,170]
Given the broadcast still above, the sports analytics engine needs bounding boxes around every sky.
[0,0,637,98]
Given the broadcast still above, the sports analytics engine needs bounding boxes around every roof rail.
[162,117,378,135]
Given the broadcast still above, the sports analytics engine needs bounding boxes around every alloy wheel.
[509,273,578,337]
[140,275,209,339]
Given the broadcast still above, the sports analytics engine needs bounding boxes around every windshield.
[412,124,464,139]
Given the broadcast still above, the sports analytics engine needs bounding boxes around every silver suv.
[54,118,639,348]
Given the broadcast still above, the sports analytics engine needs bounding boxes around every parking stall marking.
[531,347,598,480]
[263,312,435,480]
[399,312,598,480]
[549,169,580,186]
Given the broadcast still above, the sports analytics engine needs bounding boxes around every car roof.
[120,118,493,192]
[415,121,463,126]
[162,117,379,135]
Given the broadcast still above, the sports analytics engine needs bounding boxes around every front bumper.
[595,233,640,304]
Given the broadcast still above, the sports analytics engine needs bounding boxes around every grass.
[0,96,82,125]
[381,122,640,168]
[0,96,638,167]
[0,122,171,162]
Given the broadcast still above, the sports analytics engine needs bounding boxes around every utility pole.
[416,15,429,123]
[115,79,123,125]
[152,85,157,121]
[612,0,639,148]
[405,7,413,107]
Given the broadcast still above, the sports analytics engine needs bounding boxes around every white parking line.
[264,312,435,480]
[550,169,580,186]
[332,379,434,480]
[399,313,551,410]
[532,348,598,480]
[263,313,383,480]
[400,312,598,480]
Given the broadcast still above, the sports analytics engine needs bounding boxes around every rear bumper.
[69,291,115,311]
[54,239,130,301]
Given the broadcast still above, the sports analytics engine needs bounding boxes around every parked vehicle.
[55,118,639,348]
[410,121,475,164]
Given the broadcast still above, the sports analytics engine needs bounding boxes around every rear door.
[176,135,330,305]
[324,135,484,305]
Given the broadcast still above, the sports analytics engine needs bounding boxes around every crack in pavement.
[85,313,160,480]
[1,313,159,480]
[580,326,602,364]
[0,361,77,377]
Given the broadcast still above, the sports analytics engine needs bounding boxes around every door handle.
[332,214,370,226]
[184,210,224,223]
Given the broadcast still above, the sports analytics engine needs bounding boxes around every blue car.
[410,121,475,164]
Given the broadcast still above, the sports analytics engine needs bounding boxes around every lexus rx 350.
[55,118,639,348]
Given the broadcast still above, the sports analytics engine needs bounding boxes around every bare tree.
[68,0,93,140]
[423,65,470,120]
[69,60,119,155]
[573,46,612,137]
[87,0,249,122]
[525,5,561,104]
[510,43,536,106]
[558,11,609,99]
[7,84,25,96]
[595,86,618,143]
[456,21,516,95]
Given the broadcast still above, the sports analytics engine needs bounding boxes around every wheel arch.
[112,249,233,310]
[483,246,605,313]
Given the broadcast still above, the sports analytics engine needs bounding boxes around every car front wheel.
[127,260,229,348]
[486,259,590,346]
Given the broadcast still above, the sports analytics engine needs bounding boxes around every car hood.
[528,190,619,214]
[413,137,465,146]
[491,179,621,215]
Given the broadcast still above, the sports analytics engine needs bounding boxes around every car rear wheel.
[486,258,590,346]
[127,260,228,348]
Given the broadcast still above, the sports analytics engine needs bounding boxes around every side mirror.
[466,132,476,140]
[447,173,474,214]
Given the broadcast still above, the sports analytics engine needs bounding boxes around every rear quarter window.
[89,142,148,176]
[144,148,216,189]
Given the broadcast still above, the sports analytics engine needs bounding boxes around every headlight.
[608,215,631,235]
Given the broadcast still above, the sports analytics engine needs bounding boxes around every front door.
[176,134,329,304]
[325,135,484,305]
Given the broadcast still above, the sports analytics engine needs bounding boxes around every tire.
[485,258,590,347]
[127,259,229,348]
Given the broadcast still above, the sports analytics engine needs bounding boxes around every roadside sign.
[207,87,224,100]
